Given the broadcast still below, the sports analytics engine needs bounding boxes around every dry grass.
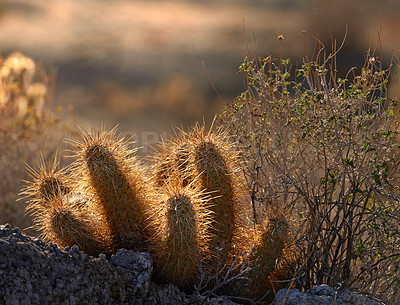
[0,52,76,236]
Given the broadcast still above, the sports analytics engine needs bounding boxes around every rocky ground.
[0,224,386,305]
[0,224,237,305]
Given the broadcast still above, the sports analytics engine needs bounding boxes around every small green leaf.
[356,240,365,257]
[343,158,355,168]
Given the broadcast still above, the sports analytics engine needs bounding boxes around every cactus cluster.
[21,124,293,302]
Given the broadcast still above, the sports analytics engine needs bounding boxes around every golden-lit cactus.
[152,136,192,188]
[149,181,212,291]
[33,195,112,257]
[20,156,112,256]
[70,126,152,251]
[247,214,292,299]
[21,155,72,209]
[186,125,244,268]
[151,124,246,270]
[21,123,295,302]
[222,213,293,303]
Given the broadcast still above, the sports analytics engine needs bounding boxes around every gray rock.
[0,224,237,305]
[272,285,385,305]
[0,223,151,305]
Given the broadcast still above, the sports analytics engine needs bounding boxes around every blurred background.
[1,0,400,147]
[1,0,400,233]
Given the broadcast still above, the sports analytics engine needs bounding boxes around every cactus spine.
[21,157,110,256]
[70,127,152,251]
[22,156,71,207]
[248,215,291,299]
[187,125,244,268]
[150,182,212,291]
[38,195,110,256]
[153,137,192,188]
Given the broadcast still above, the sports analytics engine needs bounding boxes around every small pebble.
[12,227,21,236]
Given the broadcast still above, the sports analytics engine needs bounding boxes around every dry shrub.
[0,52,75,235]
[220,37,400,303]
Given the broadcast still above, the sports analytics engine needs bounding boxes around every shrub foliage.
[220,46,400,302]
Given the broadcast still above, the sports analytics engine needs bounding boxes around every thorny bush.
[220,45,400,303]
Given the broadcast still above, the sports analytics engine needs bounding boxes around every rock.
[0,223,150,304]
[0,224,237,305]
[110,248,153,301]
[271,285,384,305]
